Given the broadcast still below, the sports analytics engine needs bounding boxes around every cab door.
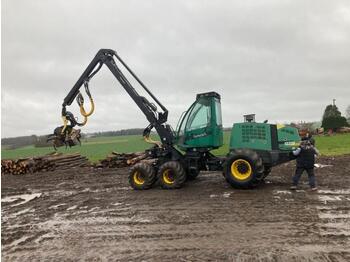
[176,93,223,150]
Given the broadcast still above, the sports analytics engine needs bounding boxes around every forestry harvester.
[51,49,300,189]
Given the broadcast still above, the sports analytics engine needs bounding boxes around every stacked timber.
[45,153,90,170]
[1,151,157,175]
[96,151,155,168]
[1,158,41,175]
[1,153,90,175]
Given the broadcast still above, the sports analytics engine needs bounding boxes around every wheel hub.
[230,159,252,180]
[133,171,145,185]
[163,169,175,184]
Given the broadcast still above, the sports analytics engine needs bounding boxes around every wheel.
[158,161,187,189]
[186,169,200,181]
[223,149,264,188]
[128,162,156,190]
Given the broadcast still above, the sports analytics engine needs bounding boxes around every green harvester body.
[230,123,300,151]
[175,92,300,169]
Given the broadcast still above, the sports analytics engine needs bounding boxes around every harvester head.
[47,126,81,150]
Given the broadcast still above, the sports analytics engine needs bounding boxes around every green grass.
[1,134,158,162]
[313,133,350,156]
[2,132,349,162]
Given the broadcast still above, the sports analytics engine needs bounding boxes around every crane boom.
[61,49,174,145]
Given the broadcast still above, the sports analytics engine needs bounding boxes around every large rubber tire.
[129,162,156,190]
[158,161,187,189]
[223,149,264,188]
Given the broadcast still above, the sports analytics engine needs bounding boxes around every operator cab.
[176,92,223,151]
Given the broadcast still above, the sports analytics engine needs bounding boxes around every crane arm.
[60,49,174,146]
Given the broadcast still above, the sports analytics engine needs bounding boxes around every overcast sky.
[2,0,350,138]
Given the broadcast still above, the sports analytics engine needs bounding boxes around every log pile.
[1,158,42,175]
[45,153,90,170]
[1,151,157,175]
[95,151,156,168]
[1,152,90,175]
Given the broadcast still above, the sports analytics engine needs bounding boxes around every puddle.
[274,190,292,195]
[223,192,231,198]
[210,193,232,198]
[318,195,343,202]
[2,193,42,207]
[12,208,32,217]
[315,205,334,210]
[56,182,69,187]
[67,205,78,210]
[314,164,333,168]
[118,187,131,191]
[8,236,30,247]
[81,187,120,193]
[318,189,350,195]
[49,203,67,209]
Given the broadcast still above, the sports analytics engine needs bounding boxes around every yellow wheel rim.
[133,171,145,185]
[231,159,252,180]
[163,169,175,184]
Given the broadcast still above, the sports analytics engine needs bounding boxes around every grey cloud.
[2,0,350,137]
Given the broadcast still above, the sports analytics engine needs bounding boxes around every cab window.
[215,98,222,126]
[186,99,211,131]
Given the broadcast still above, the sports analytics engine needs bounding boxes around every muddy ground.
[2,156,350,261]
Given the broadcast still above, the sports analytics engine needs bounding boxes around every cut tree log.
[1,152,90,175]
[126,153,148,165]
[96,151,156,168]
[139,158,158,165]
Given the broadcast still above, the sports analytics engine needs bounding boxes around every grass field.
[1,135,158,162]
[312,133,350,156]
[1,132,350,162]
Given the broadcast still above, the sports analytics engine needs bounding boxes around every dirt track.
[2,156,350,261]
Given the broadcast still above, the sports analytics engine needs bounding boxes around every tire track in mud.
[316,189,350,238]
[286,188,350,262]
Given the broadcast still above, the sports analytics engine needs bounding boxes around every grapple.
[48,79,95,150]
[47,125,81,150]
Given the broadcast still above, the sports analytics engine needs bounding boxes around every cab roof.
[196,92,221,100]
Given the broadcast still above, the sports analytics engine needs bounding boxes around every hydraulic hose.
[61,116,69,134]
[77,93,95,117]
[144,135,162,148]
[77,80,95,117]
[142,124,162,147]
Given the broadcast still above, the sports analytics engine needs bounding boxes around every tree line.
[87,128,145,137]
[1,128,145,149]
